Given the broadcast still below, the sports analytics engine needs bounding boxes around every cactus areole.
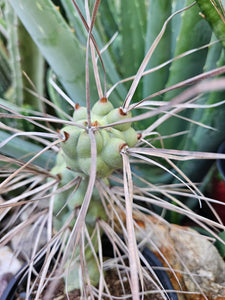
[59,98,138,178]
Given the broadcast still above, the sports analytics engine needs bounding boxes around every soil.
[14,268,166,300]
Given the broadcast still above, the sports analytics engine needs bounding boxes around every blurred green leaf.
[143,0,172,98]
[158,0,212,149]
[7,0,88,105]
[0,130,55,168]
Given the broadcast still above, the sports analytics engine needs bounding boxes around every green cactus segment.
[60,99,138,178]
[51,150,107,290]
[196,0,225,49]
[51,150,108,219]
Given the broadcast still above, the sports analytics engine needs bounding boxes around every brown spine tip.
[63,131,70,141]
[75,103,80,110]
[119,107,127,116]
[91,120,99,127]
[119,143,128,152]
[100,96,107,103]
[57,173,62,181]
[137,133,142,140]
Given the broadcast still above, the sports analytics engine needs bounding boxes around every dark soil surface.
[14,268,166,300]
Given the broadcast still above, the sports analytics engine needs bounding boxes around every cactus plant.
[1,0,225,299]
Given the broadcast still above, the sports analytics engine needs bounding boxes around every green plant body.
[60,98,138,178]
[50,97,138,289]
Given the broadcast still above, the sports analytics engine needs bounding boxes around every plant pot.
[1,236,178,300]
[0,249,47,300]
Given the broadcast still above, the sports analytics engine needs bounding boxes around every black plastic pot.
[0,250,47,300]
[217,141,225,181]
[1,237,178,300]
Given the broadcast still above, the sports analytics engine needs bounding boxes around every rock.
[0,246,22,276]
[0,246,22,297]
[114,208,225,300]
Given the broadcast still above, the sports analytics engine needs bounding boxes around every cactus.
[1,0,225,298]
[60,99,137,178]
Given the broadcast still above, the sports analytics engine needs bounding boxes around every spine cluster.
[60,97,138,178]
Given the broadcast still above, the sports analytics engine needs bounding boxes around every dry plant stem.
[135,64,225,109]
[122,151,140,300]
[122,1,197,110]
[85,0,103,100]
[106,39,219,98]
[0,139,61,190]
[71,0,107,96]
[84,0,101,127]
[25,86,74,120]
[110,77,225,128]
[49,77,76,107]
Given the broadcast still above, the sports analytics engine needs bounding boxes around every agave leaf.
[46,69,72,120]
[0,39,11,96]
[0,130,55,168]
[164,1,212,99]
[18,19,45,111]
[5,1,23,105]
[178,47,225,183]
[95,0,118,43]
[60,0,87,46]
[7,0,90,105]
[158,0,212,149]
[171,0,185,54]
[120,0,146,92]
[143,0,172,98]
[61,0,127,106]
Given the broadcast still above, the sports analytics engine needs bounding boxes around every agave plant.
[1,0,225,299]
